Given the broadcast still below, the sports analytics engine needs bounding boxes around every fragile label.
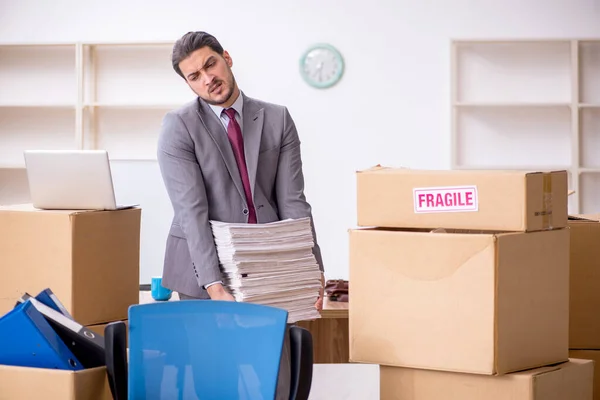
[413,186,478,213]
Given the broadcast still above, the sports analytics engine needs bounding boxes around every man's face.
[178,47,237,106]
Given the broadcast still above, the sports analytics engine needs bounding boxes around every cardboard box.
[569,215,600,349]
[349,227,569,375]
[356,167,568,232]
[380,359,594,400]
[0,365,112,400]
[570,350,600,400]
[0,204,141,325]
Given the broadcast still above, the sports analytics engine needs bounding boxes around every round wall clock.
[299,43,344,89]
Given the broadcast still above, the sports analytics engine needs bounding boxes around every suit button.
[243,209,249,215]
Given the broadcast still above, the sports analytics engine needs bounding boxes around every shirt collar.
[209,90,244,120]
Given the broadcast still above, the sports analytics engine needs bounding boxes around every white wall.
[2,0,600,282]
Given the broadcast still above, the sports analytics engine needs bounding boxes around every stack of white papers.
[210,217,322,323]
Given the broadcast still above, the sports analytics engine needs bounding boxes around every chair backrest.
[104,321,128,400]
[288,326,313,400]
[127,300,288,400]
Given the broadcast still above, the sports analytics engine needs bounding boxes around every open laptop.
[24,150,136,211]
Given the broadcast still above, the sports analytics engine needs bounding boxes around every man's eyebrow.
[186,56,216,80]
[203,56,216,68]
[186,70,199,80]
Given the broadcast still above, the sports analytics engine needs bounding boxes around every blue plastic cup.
[151,276,172,301]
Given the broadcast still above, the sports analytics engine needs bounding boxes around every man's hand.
[207,283,235,301]
[315,273,325,312]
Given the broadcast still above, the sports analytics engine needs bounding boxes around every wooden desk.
[297,297,350,364]
[320,297,349,319]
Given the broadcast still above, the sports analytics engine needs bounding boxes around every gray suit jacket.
[157,92,324,298]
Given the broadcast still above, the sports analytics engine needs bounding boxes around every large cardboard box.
[0,204,141,325]
[570,350,600,400]
[380,359,594,400]
[569,215,600,349]
[349,227,569,375]
[0,365,112,400]
[356,167,568,232]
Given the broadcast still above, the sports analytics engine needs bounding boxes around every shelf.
[0,41,196,285]
[454,41,572,104]
[0,108,76,168]
[454,165,570,172]
[455,106,571,168]
[580,171,600,214]
[85,103,185,109]
[0,104,75,108]
[454,102,571,108]
[579,108,600,168]
[86,44,195,106]
[86,107,166,160]
[579,42,600,104]
[0,45,76,105]
[452,39,600,214]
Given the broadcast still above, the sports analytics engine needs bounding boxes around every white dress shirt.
[204,92,244,290]
[208,91,244,132]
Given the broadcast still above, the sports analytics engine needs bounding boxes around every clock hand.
[315,62,324,81]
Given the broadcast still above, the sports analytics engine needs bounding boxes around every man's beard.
[202,75,236,106]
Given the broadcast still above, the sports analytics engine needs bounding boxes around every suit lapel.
[194,99,245,202]
[242,94,264,198]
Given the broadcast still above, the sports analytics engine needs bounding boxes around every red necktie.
[223,108,257,223]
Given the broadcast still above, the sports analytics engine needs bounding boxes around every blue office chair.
[104,300,313,400]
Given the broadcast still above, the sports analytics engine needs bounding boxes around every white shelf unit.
[82,43,196,159]
[451,39,600,214]
[0,41,196,205]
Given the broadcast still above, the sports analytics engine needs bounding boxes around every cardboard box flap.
[364,225,518,237]
[357,166,568,177]
[0,203,110,215]
[514,361,569,378]
[356,164,403,173]
[351,228,497,282]
[568,213,600,222]
[0,204,141,219]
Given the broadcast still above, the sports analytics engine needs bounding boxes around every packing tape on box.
[542,172,553,230]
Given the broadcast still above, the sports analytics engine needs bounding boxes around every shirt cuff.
[204,280,223,289]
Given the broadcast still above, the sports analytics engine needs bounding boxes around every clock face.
[300,44,344,89]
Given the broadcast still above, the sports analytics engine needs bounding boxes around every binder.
[27,298,106,368]
[36,288,74,319]
[0,300,83,370]
[15,289,73,319]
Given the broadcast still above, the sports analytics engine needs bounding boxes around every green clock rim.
[299,43,344,89]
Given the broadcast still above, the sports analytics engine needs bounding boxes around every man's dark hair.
[172,31,224,79]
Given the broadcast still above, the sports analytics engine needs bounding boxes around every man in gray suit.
[157,31,325,399]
